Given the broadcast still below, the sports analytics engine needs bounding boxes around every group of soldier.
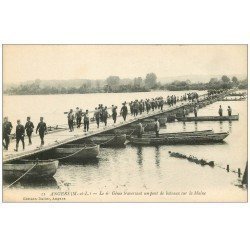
[3,91,200,152]
[218,105,232,116]
[3,116,47,151]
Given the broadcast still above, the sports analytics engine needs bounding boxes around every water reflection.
[182,122,186,131]
[228,121,232,133]
[194,121,198,131]
[155,146,160,167]
[136,146,143,167]
[219,121,224,132]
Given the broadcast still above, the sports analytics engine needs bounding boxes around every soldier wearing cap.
[36,117,47,146]
[25,116,34,145]
[3,116,13,150]
[15,120,25,151]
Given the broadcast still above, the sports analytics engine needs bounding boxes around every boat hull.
[176,115,239,122]
[128,132,229,145]
[54,144,100,160]
[89,134,126,147]
[3,160,59,180]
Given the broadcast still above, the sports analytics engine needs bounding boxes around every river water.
[3,91,248,202]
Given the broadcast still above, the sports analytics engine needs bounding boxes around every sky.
[3,45,247,85]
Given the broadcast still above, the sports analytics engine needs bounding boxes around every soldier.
[102,107,108,126]
[218,105,223,116]
[3,117,13,150]
[227,106,232,116]
[94,107,100,128]
[67,109,74,132]
[194,106,198,117]
[120,103,128,121]
[154,118,160,138]
[25,116,34,145]
[36,117,47,146]
[83,110,90,132]
[75,107,82,128]
[137,120,143,138]
[112,105,117,124]
[14,120,25,151]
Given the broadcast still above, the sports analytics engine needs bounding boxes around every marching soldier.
[94,107,100,128]
[3,117,13,150]
[15,120,25,151]
[83,110,90,132]
[36,117,47,146]
[120,103,128,121]
[25,116,34,145]
[112,105,117,124]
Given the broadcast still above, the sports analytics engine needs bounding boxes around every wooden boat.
[54,143,100,160]
[221,97,246,101]
[133,130,215,138]
[176,114,239,122]
[88,134,126,147]
[3,159,59,180]
[128,132,229,145]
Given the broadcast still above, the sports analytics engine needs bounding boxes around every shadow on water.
[3,177,58,189]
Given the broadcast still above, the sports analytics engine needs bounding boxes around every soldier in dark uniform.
[75,107,82,128]
[112,105,117,124]
[15,120,25,151]
[36,117,47,146]
[3,117,13,150]
[120,103,128,121]
[83,110,90,132]
[25,116,34,145]
[102,107,108,126]
[67,109,74,132]
[94,107,100,128]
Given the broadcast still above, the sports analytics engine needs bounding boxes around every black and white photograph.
[2,44,248,202]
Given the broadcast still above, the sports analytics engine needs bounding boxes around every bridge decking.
[2,93,217,163]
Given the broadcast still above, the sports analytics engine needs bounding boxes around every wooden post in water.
[238,168,241,178]
[226,165,230,172]
[242,162,248,186]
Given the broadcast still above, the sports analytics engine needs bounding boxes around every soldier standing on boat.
[67,109,74,132]
[154,118,160,138]
[137,120,143,138]
[14,120,25,151]
[25,116,34,145]
[218,105,223,116]
[83,110,90,132]
[3,116,13,151]
[121,103,128,121]
[94,107,100,128]
[36,117,47,146]
[194,106,198,117]
[227,106,232,116]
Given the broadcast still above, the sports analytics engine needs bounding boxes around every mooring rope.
[3,162,39,190]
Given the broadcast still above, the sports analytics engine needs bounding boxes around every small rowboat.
[128,132,229,145]
[89,134,126,147]
[3,159,59,180]
[176,114,239,122]
[54,143,99,161]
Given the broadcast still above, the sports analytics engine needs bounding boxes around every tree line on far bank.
[4,73,247,95]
